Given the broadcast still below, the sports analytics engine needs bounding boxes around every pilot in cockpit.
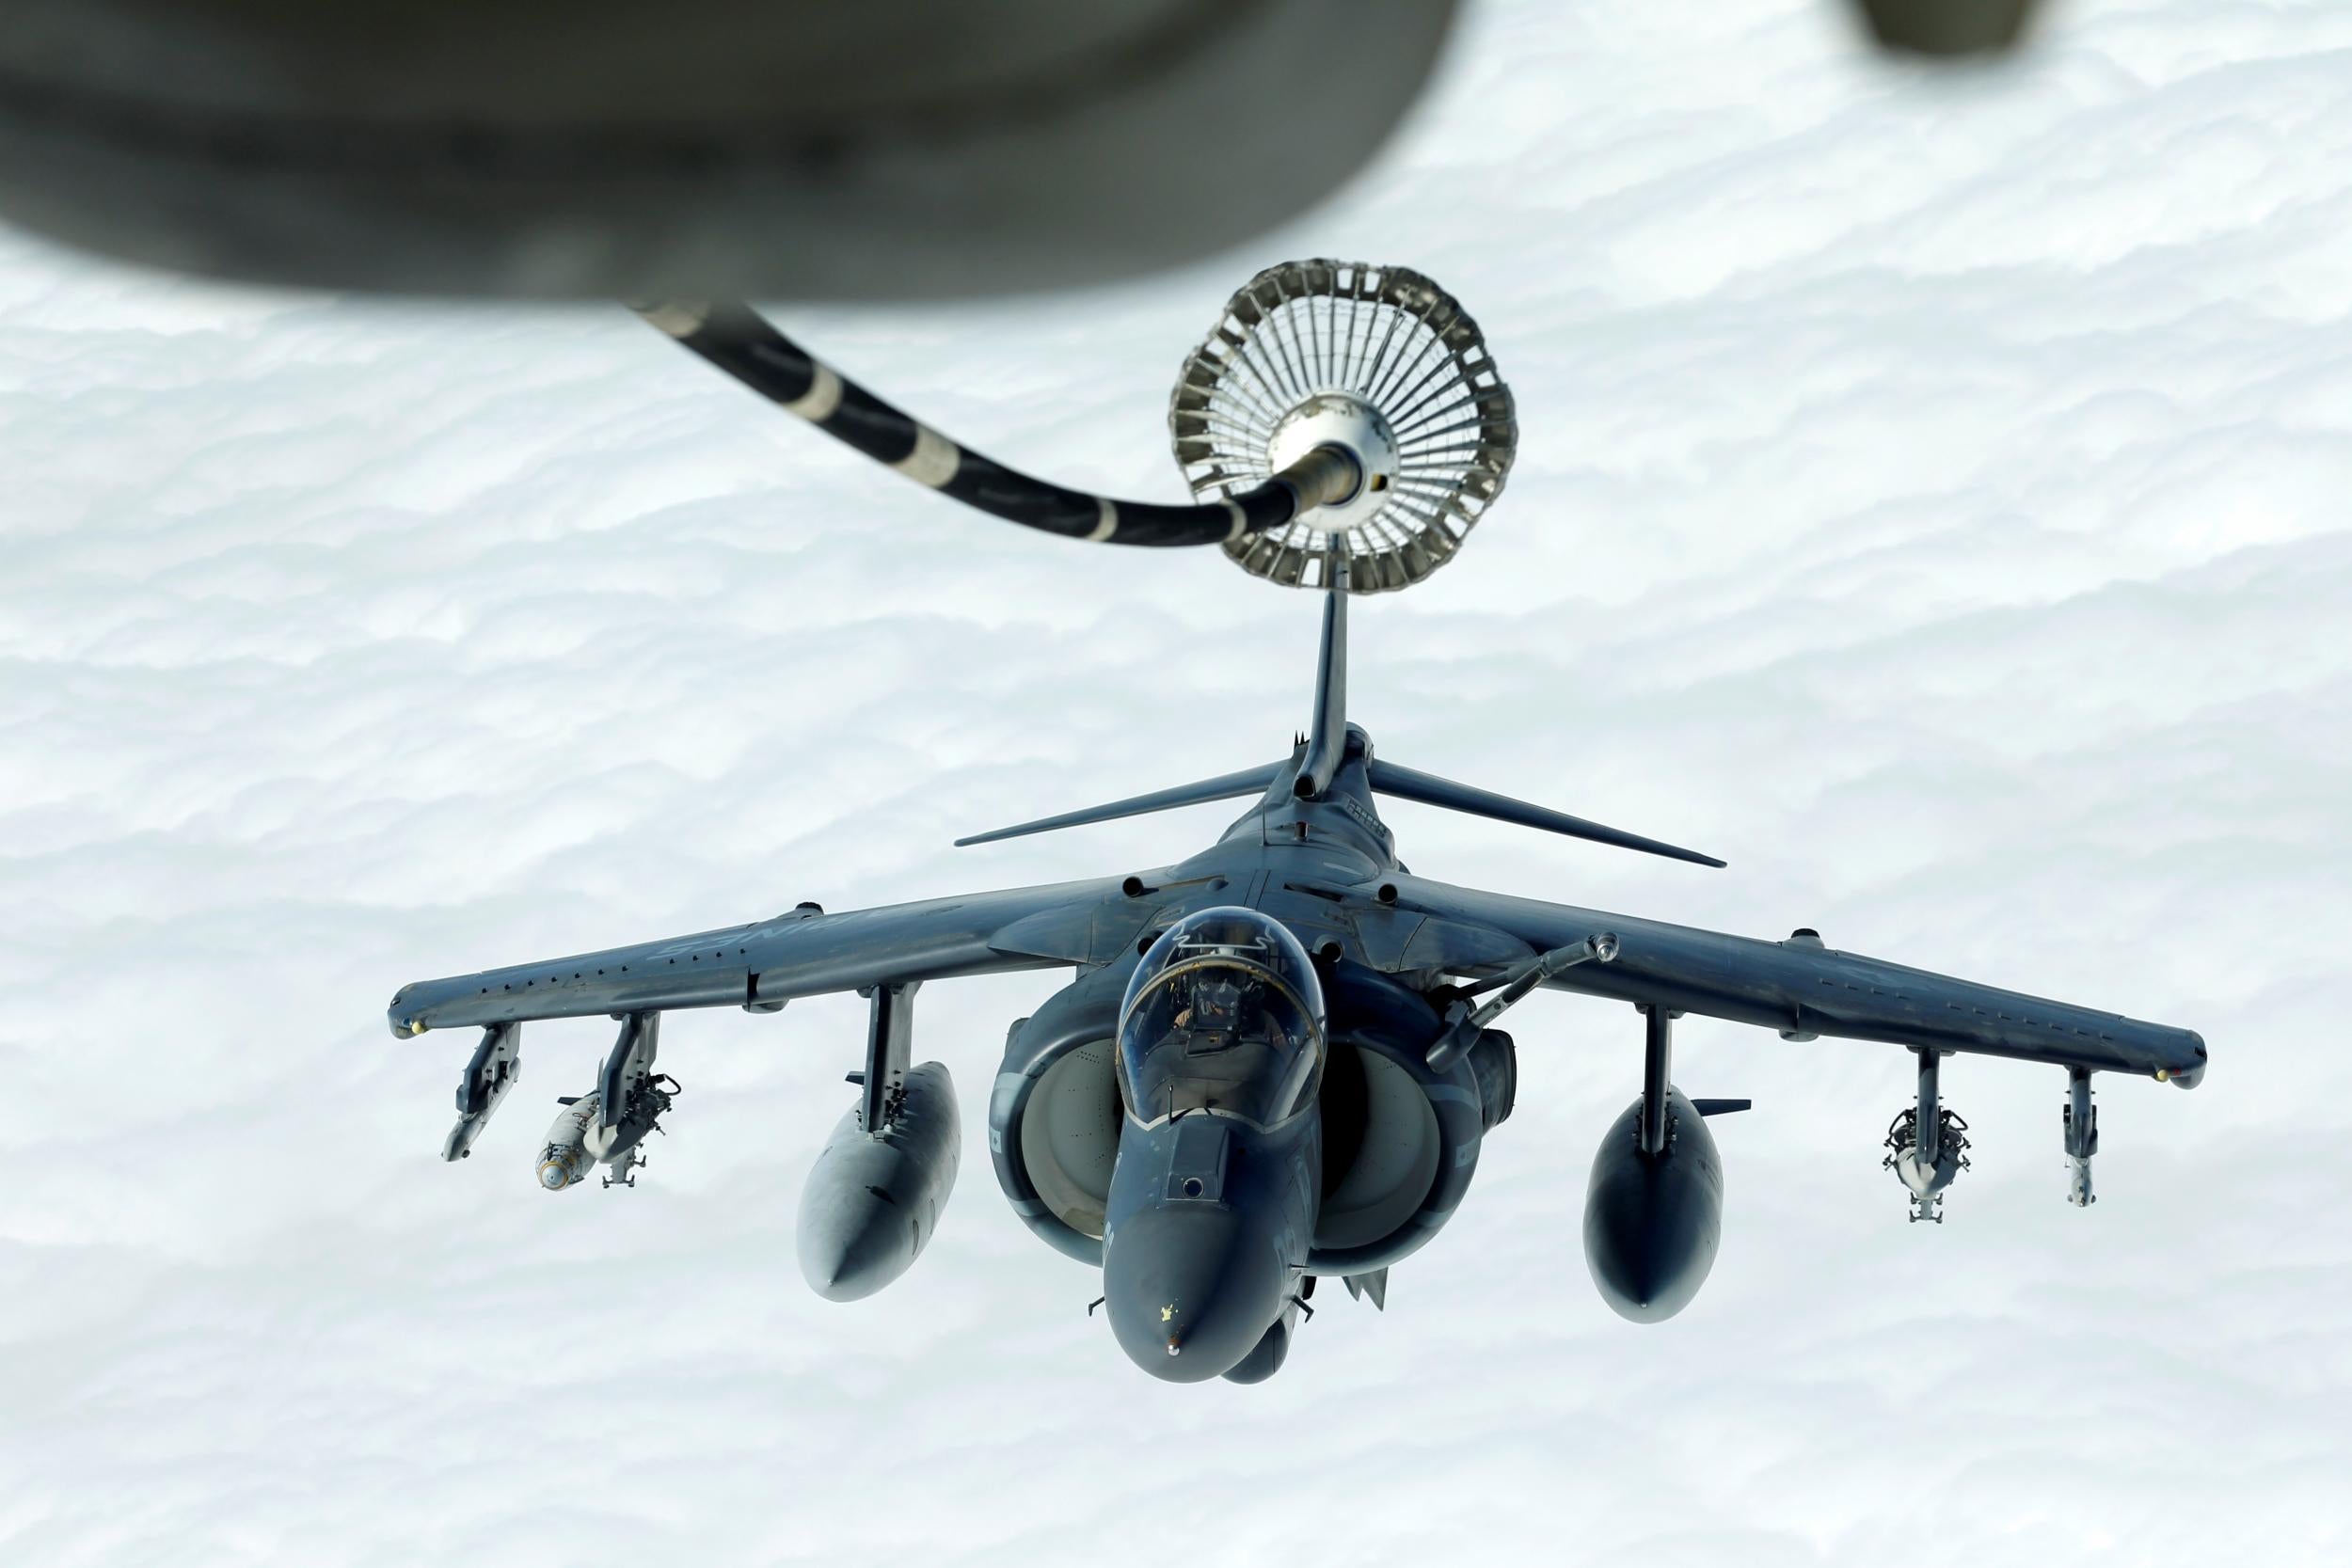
[1118,907,1325,1129]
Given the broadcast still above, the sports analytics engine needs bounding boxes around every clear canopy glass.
[1116,907,1327,1129]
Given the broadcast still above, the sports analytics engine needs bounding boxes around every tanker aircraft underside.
[389,570,2208,1385]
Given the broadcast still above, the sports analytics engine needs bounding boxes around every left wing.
[387,874,1145,1038]
[1379,874,2206,1084]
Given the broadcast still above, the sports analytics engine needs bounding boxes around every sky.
[2,1,2348,1564]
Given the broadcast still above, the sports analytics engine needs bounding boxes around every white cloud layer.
[3,1,2347,1563]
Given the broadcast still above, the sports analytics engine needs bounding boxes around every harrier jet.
[389,572,2207,1386]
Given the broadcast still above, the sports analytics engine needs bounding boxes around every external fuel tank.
[1581,1087,1724,1323]
[797,1061,961,1302]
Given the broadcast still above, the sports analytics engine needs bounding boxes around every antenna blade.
[955,763,1284,847]
[1365,759,1725,868]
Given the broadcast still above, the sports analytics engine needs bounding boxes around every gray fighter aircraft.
[389,570,2208,1386]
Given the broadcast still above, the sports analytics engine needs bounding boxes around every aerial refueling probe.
[636,298,1363,547]
[636,261,1517,590]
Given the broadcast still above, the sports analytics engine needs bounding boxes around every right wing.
[1381,875,2207,1084]
[387,874,1149,1038]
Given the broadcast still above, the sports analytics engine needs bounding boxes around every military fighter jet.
[389,568,2207,1386]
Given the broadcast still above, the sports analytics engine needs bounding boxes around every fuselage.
[987,723,1518,1382]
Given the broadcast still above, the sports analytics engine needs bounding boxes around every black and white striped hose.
[636,301,1361,547]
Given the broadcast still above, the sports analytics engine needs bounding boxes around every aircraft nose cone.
[1103,1202,1286,1384]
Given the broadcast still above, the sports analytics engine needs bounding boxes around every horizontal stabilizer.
[956,762,1284,847]
[1364,759,1724,868]
[1692,1099,1752,1117]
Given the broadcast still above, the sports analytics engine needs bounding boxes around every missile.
[797,1061,961,1302]
[1884,1049,1968,1222]
[536,1094,608,1191]
[2063,1068,2098,1208]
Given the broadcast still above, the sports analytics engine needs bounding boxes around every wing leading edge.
[1381,875,2206,1084]
[387,875,1143,1037]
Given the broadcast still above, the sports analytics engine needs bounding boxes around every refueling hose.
[636,300,1361,546]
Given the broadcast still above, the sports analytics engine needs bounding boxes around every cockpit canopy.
[1116,907,1327,1129]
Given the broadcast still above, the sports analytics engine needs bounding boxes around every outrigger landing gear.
[443,1021,521,1161]
[1884,1048,1970,1223]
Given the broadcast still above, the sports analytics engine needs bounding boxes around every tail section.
[1293,558,1350,801]
[953,565,1724,869]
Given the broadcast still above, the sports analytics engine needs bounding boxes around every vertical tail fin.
[1294,553,1349,800]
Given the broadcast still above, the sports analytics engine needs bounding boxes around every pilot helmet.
[1117,907,1327,1127]
[1189,972,1248,1030]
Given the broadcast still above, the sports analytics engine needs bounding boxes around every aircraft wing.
[386,874,1148,1039]
[1380,875,2206,1084]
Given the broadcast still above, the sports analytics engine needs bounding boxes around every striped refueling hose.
[636,301,1362,547]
